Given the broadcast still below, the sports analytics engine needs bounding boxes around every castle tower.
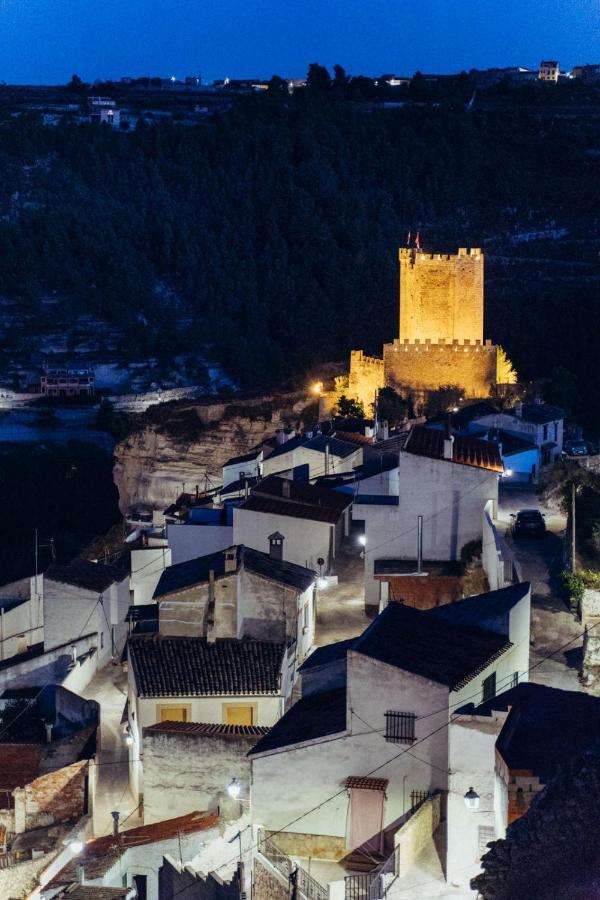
[398,247,484,344]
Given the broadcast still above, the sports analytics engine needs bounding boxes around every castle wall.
[399,248,484,345]
[384,339,498,398]
[348,350,385,413]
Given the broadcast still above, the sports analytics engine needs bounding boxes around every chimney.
[111,810,120,837]
[224,548,237,574]
[443,434,454,461]
[268,533,284,561]
[324,442,330,476]
[44,722,53,744]
[282,479,291,499]
[76,865,85,885]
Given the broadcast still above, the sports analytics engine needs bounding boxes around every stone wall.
[142,729,258,824]
[384,339,498,398]
[381,574,463,609]
[348,351,385,412]
[253,858,289,900]
[14,760,87,832]
[266,830,346,860]
[398,248,484,345]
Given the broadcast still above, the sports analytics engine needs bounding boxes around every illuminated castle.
[323,246,516,414]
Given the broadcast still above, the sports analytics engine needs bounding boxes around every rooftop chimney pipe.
[111,810,120,837]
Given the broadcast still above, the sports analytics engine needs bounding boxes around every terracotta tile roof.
[240,494,346,524]
[404,425,503,473]
[252,475,353,512]
[345,776,389,792]
[143,720,270,737]
[128,635,285,697]
[56,888,131,900]
[0,744,42,804]
[334,431,375,446]
[46,558,127,592]
[48,811,219,888]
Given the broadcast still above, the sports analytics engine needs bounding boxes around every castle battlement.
[398,247,482,261]
[388,338,494,352]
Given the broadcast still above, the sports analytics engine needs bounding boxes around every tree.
[376,387,407,426]
[332,65,350,98]
[66,74,86,93]
[306,63,331,95]
[424,385,463,417]
[336,395,364,418]
[268,75,288,97]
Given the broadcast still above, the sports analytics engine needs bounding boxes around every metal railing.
[344,846,400,900]
[258,832,328,900]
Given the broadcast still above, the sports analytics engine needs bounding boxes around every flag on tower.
[406,230,411,247]
[415,231,421,250]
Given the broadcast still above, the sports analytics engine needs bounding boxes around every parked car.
[563,440,593,457]
[511,509,546,539]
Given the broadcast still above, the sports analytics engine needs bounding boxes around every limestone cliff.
[113,392,316,514]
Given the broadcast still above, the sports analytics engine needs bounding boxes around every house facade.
[473,402,564,466]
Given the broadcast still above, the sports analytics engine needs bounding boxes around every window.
[478,826,495,855]
[511,671,519,688]
[482,673,496,703]
[224,704,255,726]
[384,711,416,744]
[158,705,188,722]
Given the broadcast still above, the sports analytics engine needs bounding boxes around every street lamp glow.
[124,734,134,746]
[464,787,480,811]
[503,469,513,478]
[70,839,84,854]
[311,382,323,396]
[358,535,367,546]
[227,778,241,799]
[317,577,328,589]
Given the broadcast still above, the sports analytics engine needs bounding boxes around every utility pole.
[572,480,577,573]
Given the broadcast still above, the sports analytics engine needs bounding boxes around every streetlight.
[358,534,367,546]
[311,382,323,396]
[464,787,480,811]
[317,577,328,590]
[227,778,241,799]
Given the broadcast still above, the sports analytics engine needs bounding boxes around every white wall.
[354,466,399,500]
[131,547,172,605]
[262,446,362,481]
[43,578,112,668]
[0,595,44,662]
[251,653,449,840]
[167,522,233,565]
[362,454,498,605]
[223,454,262,486]
[447,716,504,889]
[234,507,336,572]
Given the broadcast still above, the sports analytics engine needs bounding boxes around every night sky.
[0,0,597,85]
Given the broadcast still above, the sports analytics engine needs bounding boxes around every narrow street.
[497,483,583,692]
[82,662,143,836]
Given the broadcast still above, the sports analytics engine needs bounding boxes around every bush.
[460,539,482,570]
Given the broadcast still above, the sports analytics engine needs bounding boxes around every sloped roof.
[506,403,564,425]
[46,559,127,592]
[56,888,131,900]
[404,425,503,473]
[0,744,42,803]
[260,434,305,462]
[253,475,353,511]
[220,475,259,496]
[346,776,388,791]
[334,431,374,446]
[485,429,538,456]
[153,545,314,598]
[223,449,262,467]
[304,435,361,459]
[352,602,511,691]
[249,687,347,755]
[240,495,345,524]
[427,583,530,637]
[299,638,357,671]
[143,720,269,738]
[48,811,219,887]
[466,682,600,782]
[128,636,285,697]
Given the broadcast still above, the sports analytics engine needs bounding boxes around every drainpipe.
[417,515,423,575]
[111,810,120,837]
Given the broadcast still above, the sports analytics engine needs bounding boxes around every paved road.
[497,484,582,692]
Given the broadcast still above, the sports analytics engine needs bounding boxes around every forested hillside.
[0,80,598,418]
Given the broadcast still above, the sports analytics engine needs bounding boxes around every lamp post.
[463,787,480,811]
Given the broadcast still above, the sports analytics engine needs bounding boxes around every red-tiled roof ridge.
[143,720,270,737]
[48,811,219,887]
[345,776,389,792]
[404,425,503,473]
[334,430,375,446]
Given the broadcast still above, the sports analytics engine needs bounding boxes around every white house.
[233,476,352,573]
[472,402,564,467]
[44,559,130,665]
[0,575,44,663]
[165,506,234,565]
[154,544,316,662]
[43,811,220,900]
[222,448,263,489]
[130,545,172,605]
[125,634,288,801]
[361,425,502,608]
[261,434,363,482]
[249,584,530,894]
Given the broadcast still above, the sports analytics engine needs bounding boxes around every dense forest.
[0,71,598,419]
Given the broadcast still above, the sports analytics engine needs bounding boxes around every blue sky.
[0,0,597,84]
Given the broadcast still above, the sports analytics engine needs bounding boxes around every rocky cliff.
[113,392,317,514]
